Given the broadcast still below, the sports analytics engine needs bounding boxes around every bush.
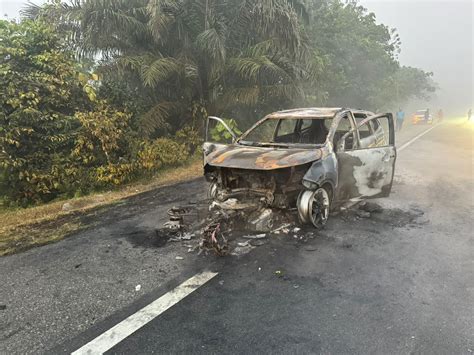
[72,103,132,165]
[138,138,189,172]
[96,162,136,186]
[0,20,198,207]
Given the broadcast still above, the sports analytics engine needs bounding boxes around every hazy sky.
[1,0,473,115]
[360,0,473,115]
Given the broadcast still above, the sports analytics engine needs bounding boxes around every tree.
[26,0,315,133]
[0,20,93,204]
[25,0,437,125]
[0,19,136,205]
[304,0,401,110]
[391,66,437,104]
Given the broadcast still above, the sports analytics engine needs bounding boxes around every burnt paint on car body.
[336,147,396,201]
[205,144,323,170]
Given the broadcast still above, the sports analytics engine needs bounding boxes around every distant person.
[424,108,430,122]
[396,108,405,131]
[468,108,472,122]
[437,109,444,122]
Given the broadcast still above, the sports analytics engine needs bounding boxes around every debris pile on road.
[129,196,426,257]
[200,221,229,256]
[160,198,302,256]
[248,208,274,231]
[157,198,415,257]
[159,205,202,243]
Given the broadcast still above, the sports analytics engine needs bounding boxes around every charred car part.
[205,163,310,209]
[200,221,229,256]
[203,109,396,228]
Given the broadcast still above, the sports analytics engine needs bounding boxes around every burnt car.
[203,108,396,228]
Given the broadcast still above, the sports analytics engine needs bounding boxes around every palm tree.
[24,0,314,135]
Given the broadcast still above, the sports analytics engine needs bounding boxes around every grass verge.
[0,159,202,256]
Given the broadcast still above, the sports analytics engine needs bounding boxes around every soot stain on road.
[125,229,171,248]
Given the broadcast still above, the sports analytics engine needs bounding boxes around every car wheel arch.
[302,155,338,194]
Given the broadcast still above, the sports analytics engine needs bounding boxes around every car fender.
[302,153,338,197]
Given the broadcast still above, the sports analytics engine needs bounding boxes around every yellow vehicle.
[412,109,433,124]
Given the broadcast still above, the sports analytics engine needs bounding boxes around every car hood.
[205,144,322,170]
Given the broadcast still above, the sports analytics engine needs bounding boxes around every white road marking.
[71,271,218,355]
[398,124,441,152]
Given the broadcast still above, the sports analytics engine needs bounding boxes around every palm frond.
[218,86,260,109]
[195,28,226,64]
[115,54,153,73]
[146,0,181,42]
[20,1,42,19]
[140,57,182,88]
[227,56,292,84]
[139,101,178,136]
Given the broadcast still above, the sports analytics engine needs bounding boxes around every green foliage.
[209,119,242,142]
[137,138,188,171]
[175,126,203,155]
[95,162,136,186]
[0,19,190,206]
[73,103,132,165]
[28,0,311,132]
[0,19,90,205]
[25,0,436,126]
[392,66,437,103]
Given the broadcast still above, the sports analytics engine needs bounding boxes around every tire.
[297,187,331,228]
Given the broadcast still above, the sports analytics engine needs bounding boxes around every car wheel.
[297,188,331,228]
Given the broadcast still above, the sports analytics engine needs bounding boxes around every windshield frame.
[237,116,333,149]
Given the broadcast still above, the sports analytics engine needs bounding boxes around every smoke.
[360,0,473,117]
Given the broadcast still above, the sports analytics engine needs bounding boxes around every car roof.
[352,109,375,117]
[267,107,343,119]
[267,107,374,119]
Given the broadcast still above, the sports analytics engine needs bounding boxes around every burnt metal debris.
[162,201,296,256]
[200,221,228,256]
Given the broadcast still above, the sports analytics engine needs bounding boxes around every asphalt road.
[1,119,473,354]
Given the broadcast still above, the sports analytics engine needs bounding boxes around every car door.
[335,113,396,201]
[203,116,237,163]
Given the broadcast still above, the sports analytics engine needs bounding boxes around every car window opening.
[241,118,331,146]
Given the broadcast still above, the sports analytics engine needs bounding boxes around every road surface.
[1,119,473,354]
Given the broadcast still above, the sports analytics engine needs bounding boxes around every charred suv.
[203,108,396,228]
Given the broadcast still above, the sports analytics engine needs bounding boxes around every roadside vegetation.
[0,0,436,251]
[0,159,202,255]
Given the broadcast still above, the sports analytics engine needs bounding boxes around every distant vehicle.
[412,109,433,125]
[203,108,396,228]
